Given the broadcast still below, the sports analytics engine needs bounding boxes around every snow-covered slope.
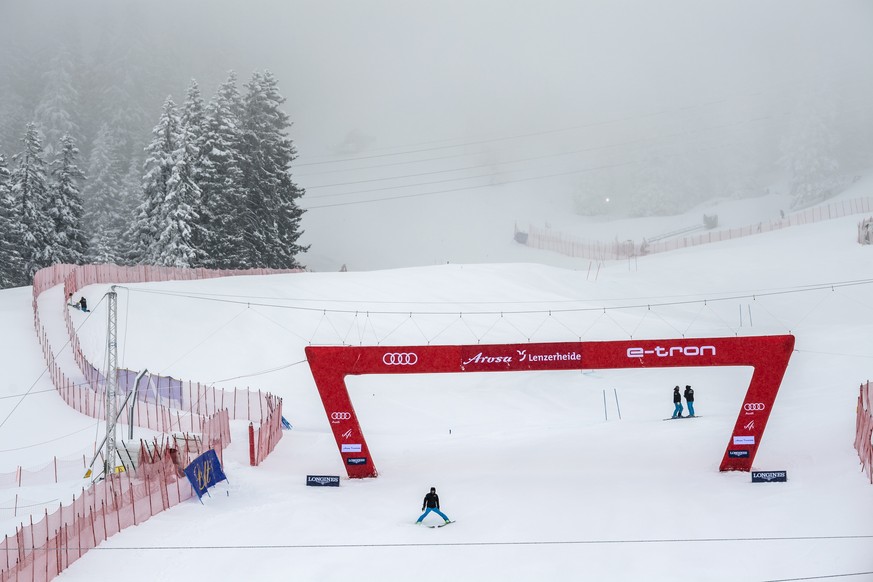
[1,191,872,581]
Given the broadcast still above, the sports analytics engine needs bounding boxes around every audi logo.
[331,412,352,420]
[382,352,419,366]
[743,403,765,411]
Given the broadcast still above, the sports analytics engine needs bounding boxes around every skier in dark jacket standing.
[672,386,684,418]
[415,487,451,525]
[684,385,695,417]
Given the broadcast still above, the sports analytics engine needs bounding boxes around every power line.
[0,499,60,510]
[117,278,873,317]
[0,388,56,400]
[793,349,873,361]
[299,102,873,209]
[301,120,761,198]
[0,294,106,433]
[0,421,99,452]
[298,158,657,209]
[66,532,873,551]
[295,94,873,210]
[115,278,867,306]
[110,279,872,384]
[294,101,716,168]
[762,573,873,582]
[294,86,873,200]
[155,303,251,377]
[299,109,778,182]
[206,359,308,385]
[295,72,873,170]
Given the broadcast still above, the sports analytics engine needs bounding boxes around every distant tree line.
[0,70,306,289]
[569,88,859,220]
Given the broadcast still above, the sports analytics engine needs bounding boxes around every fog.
[2,0,873,270]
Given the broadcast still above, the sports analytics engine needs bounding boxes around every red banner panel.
[305,335,795,478]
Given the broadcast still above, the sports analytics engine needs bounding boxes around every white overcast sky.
[195,0,873,158]
[5,0,871,159]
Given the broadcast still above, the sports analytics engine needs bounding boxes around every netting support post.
[248,423,255,466]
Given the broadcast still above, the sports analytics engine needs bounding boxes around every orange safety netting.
[6,264,292,581]
[31,264,289,466]
[855,381,873,484]
[0,445,194,581]
[522,197,873,261]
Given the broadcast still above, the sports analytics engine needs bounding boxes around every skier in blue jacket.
[684,385,695,417]
[415,487,451,525]
[672,386,684,418]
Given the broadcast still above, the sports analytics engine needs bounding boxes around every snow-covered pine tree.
[780,96,840,210]
[239,71,307,269]
[0,155,25,288]
[151,87,203,268]
[131,96,180,264]
[11,124,54,280]
[46,135,87,265]
[179,80,207,162]
[33,48,82,160]
[83,21,161,177]
[0,45,34,161]
[573,170,620,216]
[628,152,679,217]
[200,71,247,269]
[176,79,209,266]
[113,156,146,265]
[626,146,702,217]
[82,123,125,263]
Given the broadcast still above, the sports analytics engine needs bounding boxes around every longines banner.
[306,475,340,487]
[305,335,795,479]
[751,471,788,483]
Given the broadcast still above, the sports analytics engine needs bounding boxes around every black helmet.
[686,385,691,389]
[674,386,679,390]
[430,487,436,492]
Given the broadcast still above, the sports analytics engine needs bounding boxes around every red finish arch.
[305,335,795,478]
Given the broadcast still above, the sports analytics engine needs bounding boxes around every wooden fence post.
[249,423,256,466]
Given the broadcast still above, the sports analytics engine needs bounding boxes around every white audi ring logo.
[331,412,352,420]
[383,352,419,365]
[744,403,765,411]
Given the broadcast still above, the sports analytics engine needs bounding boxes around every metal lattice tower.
[104,287,118,477]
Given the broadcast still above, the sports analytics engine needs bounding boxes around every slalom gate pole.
[614,388,622,420]
[602,389,608,421]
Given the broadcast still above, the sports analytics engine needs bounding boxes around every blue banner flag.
[184,449,227,499]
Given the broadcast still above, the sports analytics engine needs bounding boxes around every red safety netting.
[0,496,67,523]
[18,264,294,581]
[31,264,290,466]
[0,472,18,490]
[522,197,873,261]
[858,216,873,244]
[855,381,873,484]
[0,456,87,489]
[0,445,194,581]
[251,394,283,467]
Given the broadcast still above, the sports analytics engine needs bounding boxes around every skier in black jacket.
[415,487,451,525]
[684,385,695,417]
[672,386,684,418]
